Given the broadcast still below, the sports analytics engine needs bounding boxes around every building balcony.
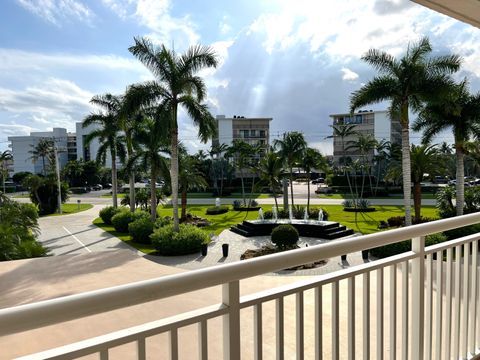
[2,213,480,359]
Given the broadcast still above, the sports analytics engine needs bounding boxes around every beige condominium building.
[329,110,401,164]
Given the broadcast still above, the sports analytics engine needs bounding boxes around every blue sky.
[1,0,480,154]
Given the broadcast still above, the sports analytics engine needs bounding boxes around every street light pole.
[54,145,62,214]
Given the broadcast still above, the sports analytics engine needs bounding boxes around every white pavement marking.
[63,226,92,253]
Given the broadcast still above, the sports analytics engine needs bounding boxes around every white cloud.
[15,0,94,26]
[0,124,38,136]
[341,68,359,81]
[220,16,232,35]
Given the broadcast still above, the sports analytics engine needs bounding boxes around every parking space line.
[63,226,92,253]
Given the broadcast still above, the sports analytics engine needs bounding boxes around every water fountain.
[318,209,324,221]
[215,198,221,207]
[272,206,278,221]
[288,205,293,222]
[304,207,309,221]
[258,208,264,221]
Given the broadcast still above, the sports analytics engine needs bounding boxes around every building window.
[250,130,256,137]
[239,130,249,138]
[260,130,265,137]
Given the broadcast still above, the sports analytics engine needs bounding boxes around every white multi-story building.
[212,115,272,149]
[329,110,401,164]
[8,128,71,174]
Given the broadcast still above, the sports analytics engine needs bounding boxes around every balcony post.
[411,236,425,360]
[223,281,241,360]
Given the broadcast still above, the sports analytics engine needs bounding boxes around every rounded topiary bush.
[128,217,154,244]
[206,205,229,215]
[99,206,121,225]
[151,224,210,256]
[111,209,149,233]
[271,224,299,250]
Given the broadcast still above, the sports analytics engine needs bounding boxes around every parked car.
[312,178,325,185]
[92,184,103,191]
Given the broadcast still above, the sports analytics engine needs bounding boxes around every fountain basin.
[230,219,354,240]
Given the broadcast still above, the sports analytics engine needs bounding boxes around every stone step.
[323,229,354,240]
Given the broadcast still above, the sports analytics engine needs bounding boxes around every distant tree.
[258,148,283,211]
[301,147,326,212]
[227,140,254,206]
[351,37,461,225]
[12,171,32,185]
[179,148,208,219]
[29,138,54,175]
[0,150,13,193]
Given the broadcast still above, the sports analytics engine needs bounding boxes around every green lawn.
[42,203,93,217]
[100,193,127,198]
[13,194,30,198]
[317,193,437,200]
[92,218,157,254]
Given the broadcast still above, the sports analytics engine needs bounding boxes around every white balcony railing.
[2,213,480,359]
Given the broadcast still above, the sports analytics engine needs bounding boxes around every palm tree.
[0,150,13,193]
[127,116,170,221]
[227,140,254,206]
[129,37,218,232]
[346,134,378,198]
[410,144,440,222]
[29,138,54,175]
[274,131,307,207]
[258,148,283,211]
[179,147,208,219]
[83,94,126,208]
[301,147,325,213]
[413,80,480,216]
[350,37,461,225]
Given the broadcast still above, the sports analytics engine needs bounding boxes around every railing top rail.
[1,212,480,335]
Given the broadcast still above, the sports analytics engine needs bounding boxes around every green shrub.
[271,224,299,250]
[29,178,69,215]
[444,224,480,241]
[128,217,154,244]
[16,240,48,259]
[155,216,172,228]
[99,206,122,225]
[370,233,448,258]
[206,205,229,215]
[151,224,210,255]
[111,209,149,233]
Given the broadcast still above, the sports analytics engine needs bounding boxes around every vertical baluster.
[169,329,178,360]
[332,281,340,360]
[435,250,443,360]
[402,261,408,360]
[254,304,263,360]
[425,253,433,360]
[470,240,478,356]
[348,277,355,360]
[453,245,461,359]
[198,320,208,360]
[315,286,323,360]
[411,236,425,360]
[276,297,284,360]
[137,338,146,360]
[363,272,370,360]
[296,292,304,360]
[100,349,109,360]
[477,266,480,350]
[223,281,241,360]
[445,247,453,359]
[390,264,396,360]
[462,242,470,358]
[377,268,384,360]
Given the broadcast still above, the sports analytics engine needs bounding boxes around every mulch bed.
[240,245,328,270]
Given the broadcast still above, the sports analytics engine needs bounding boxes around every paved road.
[37,204,139,256]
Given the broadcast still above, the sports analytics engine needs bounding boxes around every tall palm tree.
[346,134,378,198]
[83,94,126,208]
[127,116,170,221]
[0,150,13,193]
[129,37,218,231]
[274,131,307,207]
[410,144,440,222]
[227,140,254,206]
[350,37,461,225]
[301,147,325,213]
[179,147,208,219]
[258,148,283,211]
[413,80,480,215]
[29,138,54,175]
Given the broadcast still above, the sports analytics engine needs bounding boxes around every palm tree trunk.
[401,123,412,226]
[111,151,118,208]
[129,174,135,212]
[240,168,246,206]
[456,146,465,216]
[220,159,225,196]
[150,167,157,221]
[42,156,46,176]
[171,107,180,232]
[307,171,311,213]
[248,173,256,206]
[289,167,295,207]
[181,190,187,219]
[413,182,422,222]
[272,181,279,211]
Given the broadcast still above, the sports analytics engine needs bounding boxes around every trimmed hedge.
[151,224,210,255]
[128,217,154,244]
[111,209,149,233]
[99,206,121,225]
[271,224,299,250]
[206,205,229,215]
[370,233,448,258]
